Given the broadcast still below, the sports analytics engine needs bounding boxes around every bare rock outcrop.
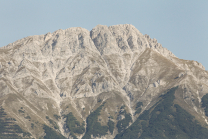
[0,24,208,139]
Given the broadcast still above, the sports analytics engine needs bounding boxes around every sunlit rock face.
[0,24,208,139]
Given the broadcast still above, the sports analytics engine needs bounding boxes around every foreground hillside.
[0,24,208,139]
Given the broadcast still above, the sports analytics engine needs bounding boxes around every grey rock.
[0,24,208,139]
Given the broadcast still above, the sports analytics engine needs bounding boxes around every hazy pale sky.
[1,0,208,69]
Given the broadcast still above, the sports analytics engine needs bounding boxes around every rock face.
[0,24,208,139]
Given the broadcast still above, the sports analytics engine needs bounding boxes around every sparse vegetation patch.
[82,102,108,139]
[43,124,66,139]
[46,116,59,130]
[0,107,31,139]
[115,87,208,139]
[201,93,208,117]
[54,114,61,120]
[108,120,114,134]
[64,112,85,138]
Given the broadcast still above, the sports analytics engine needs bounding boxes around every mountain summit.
[0,24,208,139]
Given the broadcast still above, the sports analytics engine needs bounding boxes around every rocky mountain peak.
[0,24,208,139]
[90,24,176,59]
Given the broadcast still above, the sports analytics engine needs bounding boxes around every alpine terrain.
[1,24,208,139]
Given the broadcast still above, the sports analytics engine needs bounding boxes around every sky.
[0,0,208,69]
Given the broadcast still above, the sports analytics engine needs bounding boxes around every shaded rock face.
[0,24,208,139]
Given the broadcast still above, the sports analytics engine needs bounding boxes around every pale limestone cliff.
[0,24,208,139]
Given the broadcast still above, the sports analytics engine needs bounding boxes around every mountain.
[0,24,208,139]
